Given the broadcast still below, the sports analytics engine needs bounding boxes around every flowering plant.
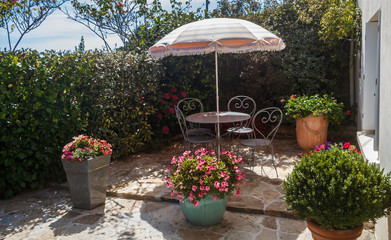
[163,148,246,206]
[284,142,391,230]
[283,94,345,126]
[62,135,112,163]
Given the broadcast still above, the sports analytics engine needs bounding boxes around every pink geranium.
[62,135,112,163]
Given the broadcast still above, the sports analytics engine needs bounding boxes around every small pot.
[296,115,328,155]
[306,220,364,240]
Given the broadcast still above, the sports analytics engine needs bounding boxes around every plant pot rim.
[306,219,364,232]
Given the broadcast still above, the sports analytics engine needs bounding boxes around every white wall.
[358,0,391,239]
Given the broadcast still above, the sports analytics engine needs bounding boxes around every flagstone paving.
[0,137,375,239]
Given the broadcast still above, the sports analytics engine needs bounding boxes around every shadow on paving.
[107,137,304,219]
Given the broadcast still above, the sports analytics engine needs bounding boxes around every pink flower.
[164,93,170,99]
[199,179,203,185]
[141,97,145,100]
[290,95,295,99]
[118,2,123,7]
[172,95,178,101]
[347,110,351,115]
[162,126,169,134]
[180,91,186,98]
[169,107,174,114]
[192,186,197,191]
[214,181,220,188]
[171,87,177,93]
[200,186,205,191]
[193,200,199,207]
[236,188,241,197]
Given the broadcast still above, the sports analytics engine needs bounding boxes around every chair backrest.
[177,98,204,129]
[177,98,204,115]
[252,107,283,143]
[174,106,188,138]
[227,95,256,128]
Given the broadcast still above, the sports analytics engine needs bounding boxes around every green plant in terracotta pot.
[284,94,345,154]
[61,135,112,209]
[283,142,391,240]
[163,148,246,226]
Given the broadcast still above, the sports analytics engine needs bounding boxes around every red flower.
[180,91,186,98]
[169,107,175,114]
[118,2,123,7]
[290,95,295,99]
[164,93,170,100]
[162,126,169,134]
[171,87,177,93]
[157,112,163,119]
[343,142,351,149]
[172,95,178,101]
[347,110,351,115]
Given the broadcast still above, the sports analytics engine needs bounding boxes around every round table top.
[186,111,250,124]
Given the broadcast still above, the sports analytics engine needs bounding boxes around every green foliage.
[0,50,85,198]
[0,49,161,198]
[283,143,391,230]
[284,94,345,126]
[80,51,160,158]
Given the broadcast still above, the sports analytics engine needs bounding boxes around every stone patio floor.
[0,137,376,240]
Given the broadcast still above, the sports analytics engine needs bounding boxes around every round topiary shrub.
[283,142,391,230]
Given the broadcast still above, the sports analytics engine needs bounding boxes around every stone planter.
[61,154,111,210]
[306,220,363,240]
[180,195,228,226]
[296,115,328,155]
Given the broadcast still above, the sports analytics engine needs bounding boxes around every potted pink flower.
[163,148,246,226]
[61,135,112,210]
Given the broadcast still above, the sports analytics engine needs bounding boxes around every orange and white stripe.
[149,18,285,58]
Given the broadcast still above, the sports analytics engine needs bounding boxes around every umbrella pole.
[215,50,220,159]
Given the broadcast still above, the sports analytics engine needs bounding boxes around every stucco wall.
[358,0,391,239]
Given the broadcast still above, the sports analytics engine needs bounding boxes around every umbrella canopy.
[149,18,285,155]
[149,18,285,58]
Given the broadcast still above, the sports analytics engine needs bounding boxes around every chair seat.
[227,127,254,134]
[185,135,214,144]
[186,128,210,136]
[240,138,271,147]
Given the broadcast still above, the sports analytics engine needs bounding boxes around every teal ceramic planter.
[180,195,228,226]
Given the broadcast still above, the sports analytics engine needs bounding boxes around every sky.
[0,0,217,52]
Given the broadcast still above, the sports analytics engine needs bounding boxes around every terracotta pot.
[306,220,364,240]
[296,115,328,155]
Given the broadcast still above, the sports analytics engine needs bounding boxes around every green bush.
[0,49,162,198]
[0,50,86,198]
[283,143,391,230]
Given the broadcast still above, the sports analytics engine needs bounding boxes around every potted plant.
[163,148,246,226]
[284,94,344,154]
[61,135,112,210]
[283,142,391,240]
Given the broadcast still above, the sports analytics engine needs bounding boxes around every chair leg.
[271,145,278,177]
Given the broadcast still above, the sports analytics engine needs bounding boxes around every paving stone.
[62,211,82,219]
[72,214,103,225]
[264,201,294,218]
[177,229,222,240]
[279,218,307,234]
[211,211,261,234]
[263,189,282,204]
[227,196,264,214]
[261,216,277,229]
[256,228,277,240]
[142,201,173,213]
[224,231,254,240]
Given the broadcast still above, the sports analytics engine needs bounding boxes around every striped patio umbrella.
[149,18,285,155]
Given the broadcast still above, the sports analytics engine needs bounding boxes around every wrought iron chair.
[226,95,257,138]
[240,107,283,178]
[174,106,215,152]
[177,98,211,136]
